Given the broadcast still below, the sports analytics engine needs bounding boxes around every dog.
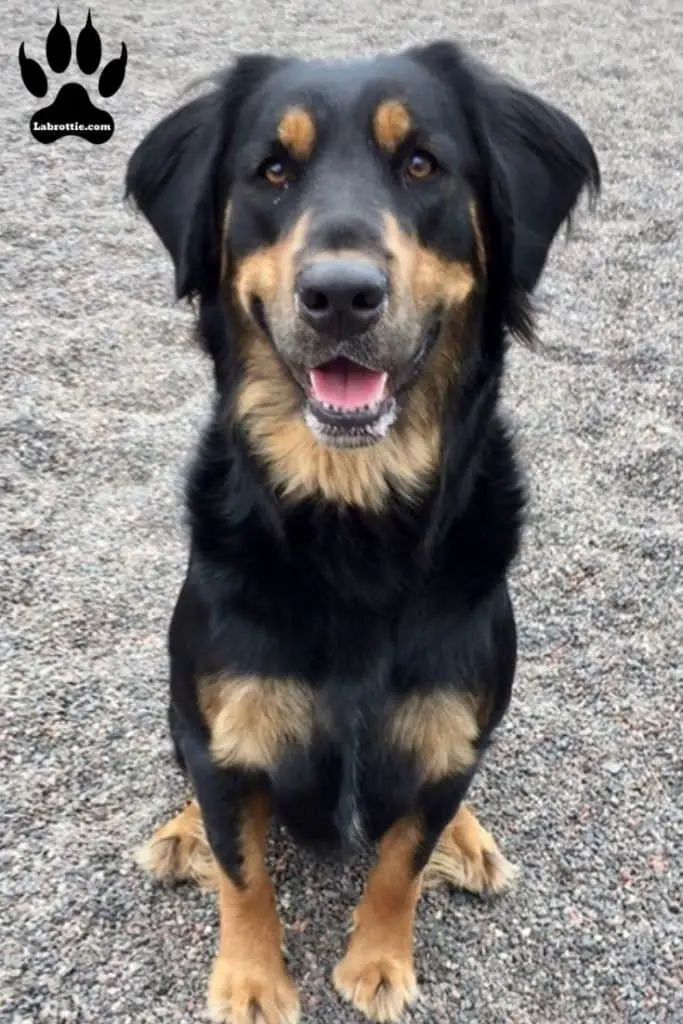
[126,38,599,1024]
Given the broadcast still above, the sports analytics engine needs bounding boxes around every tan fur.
[231,213,477,511]
[199,675,315,770]
[136,799,515,898]
[383,211,476,313]
[469,199,487,273]
[424,804,519,895]
[135,800,218,890]
[277,107,316,160]
[373,100,412,152]
[208,792,300,1023]
[219,200,233,288]
[306,247,378,267]
[333,817,422,1021]
[388,690,479,781]
[236,331,444,510]
[233,212,310,321]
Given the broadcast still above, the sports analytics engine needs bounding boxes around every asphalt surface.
[2,1,681,1022]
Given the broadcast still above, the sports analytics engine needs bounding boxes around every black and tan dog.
[126,39,599,1024]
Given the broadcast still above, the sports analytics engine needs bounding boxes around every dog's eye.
[405,149,437,181]
[261,158,292,187]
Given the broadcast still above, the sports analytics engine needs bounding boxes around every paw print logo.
[18,9,127,144]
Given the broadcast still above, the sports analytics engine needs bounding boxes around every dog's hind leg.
[135,799,218,890]
[423,804,518,896]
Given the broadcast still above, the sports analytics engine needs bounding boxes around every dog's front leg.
[183,733,300,1024]
[333,814,424,1022]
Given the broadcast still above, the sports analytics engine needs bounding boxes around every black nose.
[296,260,387,337]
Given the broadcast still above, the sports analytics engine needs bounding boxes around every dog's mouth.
[301,315,441,447]
[304,358,396,447]
[252,297,443,448]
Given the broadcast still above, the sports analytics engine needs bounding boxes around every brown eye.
[405,149,437,180]
[263,159,290,186]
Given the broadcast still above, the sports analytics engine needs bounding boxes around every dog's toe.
[135,800,218,889]
[208,954,300,1024]
[333,950,417,1022]
[424,804,518,896]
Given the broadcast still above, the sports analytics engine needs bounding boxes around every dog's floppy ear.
[126,55,280,299]
[411,41,600,293]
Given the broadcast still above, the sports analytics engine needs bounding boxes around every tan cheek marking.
[382,212,475,312]
[388,691,479,781]
[412,247,475,310]
[277,107,316,160]
[233,211,310,321]
[382,211,414,298]
[234,245,280,317]
[199,676,316,770]
[235,333,301,429]
[373,100,412,152]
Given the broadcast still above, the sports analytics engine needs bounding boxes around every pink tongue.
[309,359,387,410]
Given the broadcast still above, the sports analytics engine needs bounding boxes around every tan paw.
[135,800,218,890]
[208,954,300,1024]
[423,805,518,896]
[333,948,417,1022]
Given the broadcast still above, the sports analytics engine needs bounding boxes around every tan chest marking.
[199,676,316,770]
[388,690,479,781]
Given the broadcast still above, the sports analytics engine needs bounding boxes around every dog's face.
[225,57,482,447]
[127,41,598,464]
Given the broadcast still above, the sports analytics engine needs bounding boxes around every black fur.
[126,40,599,885]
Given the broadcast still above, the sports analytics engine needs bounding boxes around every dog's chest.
[266,679,413,850]
[262,669,478,851]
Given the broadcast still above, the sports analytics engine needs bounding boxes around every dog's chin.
[258,309,442,450]
[304,389,399,449]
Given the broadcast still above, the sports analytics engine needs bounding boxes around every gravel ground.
[2,1,681,1022]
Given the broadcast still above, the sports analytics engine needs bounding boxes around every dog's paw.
[135,801,218,890]
[423,805,518,896]
[208,954,300,1024]
[333,947,417,1022]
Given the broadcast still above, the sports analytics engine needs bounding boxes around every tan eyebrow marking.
[373,100,413,152]
[277,107,316,160]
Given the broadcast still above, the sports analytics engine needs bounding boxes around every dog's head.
[127,41,598,485]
